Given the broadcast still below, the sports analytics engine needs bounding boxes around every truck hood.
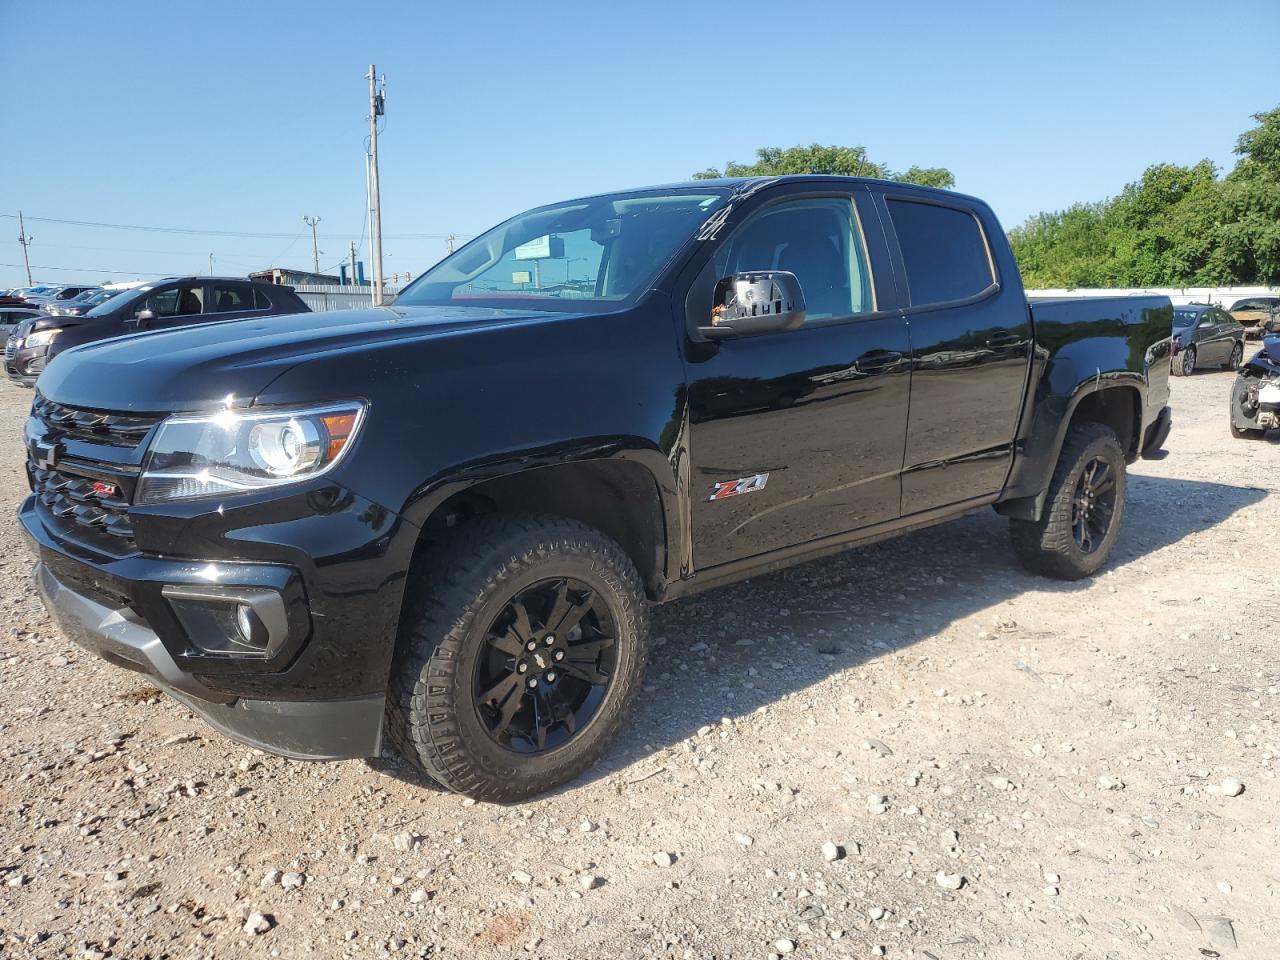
[37,305,573,413]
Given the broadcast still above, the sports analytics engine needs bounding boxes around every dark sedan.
[1170,303,1245,377]
[5,276,310,387]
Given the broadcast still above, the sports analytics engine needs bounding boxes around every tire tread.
[1009,422,1126,580]
[385,513,648,801]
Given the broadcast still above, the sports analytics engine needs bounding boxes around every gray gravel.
[0,369,1276,959]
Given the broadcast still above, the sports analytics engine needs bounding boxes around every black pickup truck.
[18,177,1172,801]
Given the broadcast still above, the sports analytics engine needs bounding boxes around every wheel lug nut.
[517,662,528,673]
[527,678,538,688]
[544,635,555,646]
[553,649,565,661]
[526,641,537,651]
[546,671,557,682]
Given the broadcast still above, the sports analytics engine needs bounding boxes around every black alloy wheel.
[387,513,648,801]
[1070,456,1117,554]
[1009,421,1127,580]
[473,577,616,754]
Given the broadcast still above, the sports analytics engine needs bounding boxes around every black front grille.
[31,466,135,545]
[26,394,166,555]
[32,392,161,448]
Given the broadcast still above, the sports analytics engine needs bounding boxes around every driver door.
[683,186,911,570]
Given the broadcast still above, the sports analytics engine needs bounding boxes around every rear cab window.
[886,198,995,308]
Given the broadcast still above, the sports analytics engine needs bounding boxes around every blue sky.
[2,0,1276,289]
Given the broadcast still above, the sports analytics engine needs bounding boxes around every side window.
[145,288,180,317]
[209,283,253,313]
[254,287,273,310]
[148,283,203,317]
[714,197,873,321]
[886,199,995,307]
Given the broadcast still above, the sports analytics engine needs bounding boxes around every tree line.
[694,106,1280,288]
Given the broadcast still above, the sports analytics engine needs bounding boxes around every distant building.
[251,267,341,286]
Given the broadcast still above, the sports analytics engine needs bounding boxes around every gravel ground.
[0,369,1276,960]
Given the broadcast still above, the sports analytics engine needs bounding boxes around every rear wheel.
[1010,422,1127,580]
[386,514,649,801]
[1224,341,1244,370]
[1173,345,1196,376]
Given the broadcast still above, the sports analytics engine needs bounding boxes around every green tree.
[1008,106,1280,287]
[693,143,955,190]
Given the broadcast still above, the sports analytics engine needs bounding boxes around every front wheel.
[386,514,649,802]
[1224,341,1244,370]
[1173,345,1196,376]
[1010,422,1127,580]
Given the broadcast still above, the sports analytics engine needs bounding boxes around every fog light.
[162,585,290,659]
[235,604,264,648]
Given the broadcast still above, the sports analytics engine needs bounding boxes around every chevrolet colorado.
[19,177,1173,800]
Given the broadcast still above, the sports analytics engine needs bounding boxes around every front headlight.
[23,328,61,348]
[137,401,366,504]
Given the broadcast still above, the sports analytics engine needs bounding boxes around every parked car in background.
[5,276,309,386]
[0,307,41,340]
[42,287,117,317]
[1171,303,1244,376]
[18,175,1173,800]
[1228,296,1280,339]
[4,285,60,306]
[23,284,100,308]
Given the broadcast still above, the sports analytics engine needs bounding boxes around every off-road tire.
[1173,345,1196,376]
[1009,422,1127,580]
[386,514,648,802]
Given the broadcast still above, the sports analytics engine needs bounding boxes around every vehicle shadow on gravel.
[372,475,1267,799]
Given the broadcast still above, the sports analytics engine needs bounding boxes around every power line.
[0,261,172,277]
[0,212,460,241]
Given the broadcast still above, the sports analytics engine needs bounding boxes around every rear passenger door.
[877,191,1034,515]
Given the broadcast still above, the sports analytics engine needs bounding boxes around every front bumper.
[19,494,398,761]
[5,342,46,387]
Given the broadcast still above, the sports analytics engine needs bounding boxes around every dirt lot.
[0,369,1276,960]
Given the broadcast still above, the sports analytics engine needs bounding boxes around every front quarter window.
[396,189,729,311]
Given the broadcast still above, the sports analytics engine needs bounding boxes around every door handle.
[985,331,1021,348]
[855,349,904,372]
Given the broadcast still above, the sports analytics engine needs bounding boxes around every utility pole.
[17,211,33,285]
[445,234,457,255]
[349,241,358,288]
[208,252,215,275]
[367,65,386,306]
[303,215,322,274]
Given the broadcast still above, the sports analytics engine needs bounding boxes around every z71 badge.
[708,472,769,501]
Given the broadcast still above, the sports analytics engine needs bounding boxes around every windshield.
[85,285,149,318]
[396,188,730,311]
[1172,309,1202,329]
